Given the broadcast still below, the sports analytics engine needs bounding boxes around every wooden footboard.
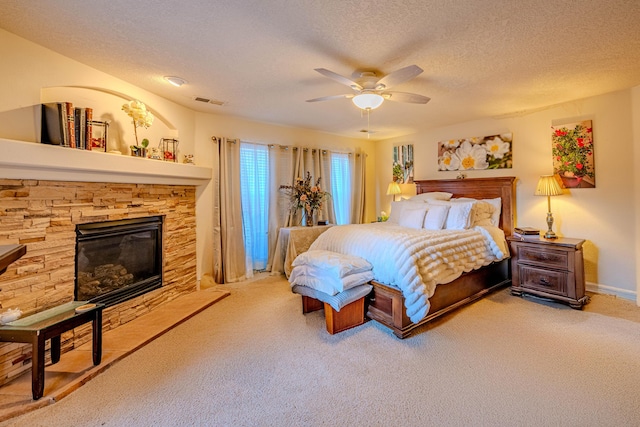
[367,259,511,338]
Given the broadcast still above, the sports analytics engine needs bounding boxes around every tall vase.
[305,209,315,227]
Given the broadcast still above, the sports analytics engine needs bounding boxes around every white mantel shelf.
[1,138,212,186]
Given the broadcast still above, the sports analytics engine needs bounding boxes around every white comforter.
[308,223,508,323]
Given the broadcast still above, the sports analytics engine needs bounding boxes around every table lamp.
[386,182,402,202]
[535,175,563,239]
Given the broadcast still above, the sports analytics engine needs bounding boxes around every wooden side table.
[508,236,589,309]
[0,301,104,400]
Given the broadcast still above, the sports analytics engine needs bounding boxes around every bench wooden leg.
[32,335,46,400]
[301,295,323,313]
[51,336,61,364]
[92,310,102,365]
[324,297,365,334]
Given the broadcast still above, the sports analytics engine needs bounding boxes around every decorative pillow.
[484,197,502,227]
[452,197,502,227]
[409,191,453,202]
[398,205,428,229]
[387,200,425,224]
[444,201,475,229]
[423,204,450,230]
[386,201,404,224]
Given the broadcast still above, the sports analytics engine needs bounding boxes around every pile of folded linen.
[289,250,374,312]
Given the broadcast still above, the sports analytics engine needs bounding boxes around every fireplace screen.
[75,216,163,306]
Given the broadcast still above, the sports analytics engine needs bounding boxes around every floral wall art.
[551,120,595,188]
[393,144,414,183]
[437,133,512,171]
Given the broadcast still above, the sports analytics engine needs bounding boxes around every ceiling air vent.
[193,96,226,106]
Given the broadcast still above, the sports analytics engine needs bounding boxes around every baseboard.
[586,281,637,302]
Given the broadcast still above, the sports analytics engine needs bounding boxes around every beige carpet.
[3,274,640,427]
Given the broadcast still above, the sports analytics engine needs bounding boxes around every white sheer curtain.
[212,137,246,284]
[240,142,269,275]
[330,152,351,225]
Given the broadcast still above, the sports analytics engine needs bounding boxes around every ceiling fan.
[306,65,430,110]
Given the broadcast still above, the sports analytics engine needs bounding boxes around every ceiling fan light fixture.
[352,93,384,110]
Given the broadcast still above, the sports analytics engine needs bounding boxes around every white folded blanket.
[292,250,372,278]
[289,266,374,296]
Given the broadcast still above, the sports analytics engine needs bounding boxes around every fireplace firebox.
[75,216,163,307]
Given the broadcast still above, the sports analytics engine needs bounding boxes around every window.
[330,153,351,225]
[240,142,269,271]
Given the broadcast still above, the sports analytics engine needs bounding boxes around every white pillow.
[423,204,450,230]
[409,191,453,202]
[386,201,405,224]
[387,200,425,224]
[445,201,475,229]
[398,205,428,229]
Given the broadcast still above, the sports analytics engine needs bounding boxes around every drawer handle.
[539,277,551,286]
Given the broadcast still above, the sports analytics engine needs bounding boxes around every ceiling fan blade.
[306,94,354,102]
[382,91,431,104]
[375,65,424,90]
[314,68,363,91]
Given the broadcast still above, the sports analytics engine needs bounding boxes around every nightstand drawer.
[519,265,567,295]
[518,246,568,269]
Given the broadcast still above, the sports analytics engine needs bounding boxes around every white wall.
[0,29,196,156]
[376,89,639,301]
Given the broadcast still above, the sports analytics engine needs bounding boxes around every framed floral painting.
[393,144,414,183]
[551,120,595,188]
[437,133,512,171]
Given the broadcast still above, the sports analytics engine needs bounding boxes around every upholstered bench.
[292,284,372,334]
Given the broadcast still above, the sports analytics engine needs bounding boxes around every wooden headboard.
[414,177,516,236]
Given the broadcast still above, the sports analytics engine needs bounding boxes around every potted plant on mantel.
[551,121,595,188]
[122,100,154,157]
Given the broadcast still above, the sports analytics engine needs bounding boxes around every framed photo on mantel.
[89,120,108,152]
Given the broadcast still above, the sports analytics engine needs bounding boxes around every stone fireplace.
[0,178,199,387]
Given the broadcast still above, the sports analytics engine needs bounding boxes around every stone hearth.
[0,179,198,387]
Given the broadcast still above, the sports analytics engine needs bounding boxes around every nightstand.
[507,236,589,309]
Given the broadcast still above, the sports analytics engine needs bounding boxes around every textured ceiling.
[2,0,640,141]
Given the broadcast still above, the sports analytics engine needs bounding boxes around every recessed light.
[164,76,187,87]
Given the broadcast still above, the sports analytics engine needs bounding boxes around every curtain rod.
[211,135,361,156]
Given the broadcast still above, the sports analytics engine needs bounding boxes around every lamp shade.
[352,93,384,110]
[535,175,563,196]
[386,182,401,196]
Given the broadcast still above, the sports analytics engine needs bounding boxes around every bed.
[310,176,516,338]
